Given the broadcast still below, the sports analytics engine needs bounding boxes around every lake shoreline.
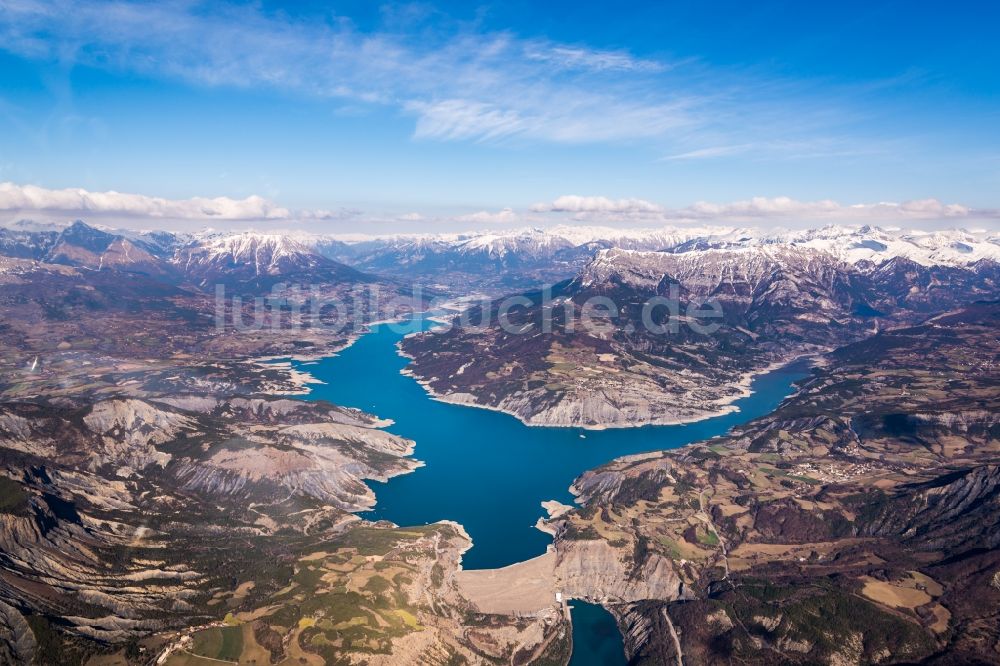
[291,319,811,666]
[397,341,816,431]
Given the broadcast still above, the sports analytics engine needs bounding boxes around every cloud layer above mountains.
[528,195,986,222]
[0,183,289,221]
[1,182,996,230]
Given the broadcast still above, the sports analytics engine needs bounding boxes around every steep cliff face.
[0,600,37,665]
[856,464,1000,551]
[607,601,690,666]
[554,538,685,603]
[0,471,208,651]
[83,398,192,470]
[452,374,738,428]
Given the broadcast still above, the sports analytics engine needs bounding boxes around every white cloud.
[6,181,992,231]
[522,45,667,73]
[408,100,526,142]
[296,207,364,221]
[681,196,982,221]
[661,145,752,160]
[532,193,998,224]
[0,182,290,220]
[894,198,971,217]
[0,2,690,145]
[530,195,664,215]
[0,0,855,148]
[685,196,838,217]
[454,208,519,224]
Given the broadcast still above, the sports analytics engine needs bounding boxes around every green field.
[0,477,29,515]
[697,529,720,547]
[190,626,243,663]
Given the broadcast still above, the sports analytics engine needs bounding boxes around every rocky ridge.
[0,391,431,661]
[543,301,1000,664]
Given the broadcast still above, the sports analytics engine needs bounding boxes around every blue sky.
[0,0,998,231]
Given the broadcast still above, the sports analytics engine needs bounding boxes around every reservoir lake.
[296,319,808,665]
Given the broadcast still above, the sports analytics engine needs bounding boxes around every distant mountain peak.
[172,230,365,289]
[182,232,325,274]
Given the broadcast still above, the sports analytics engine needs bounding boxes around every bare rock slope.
[543,301,1000,664]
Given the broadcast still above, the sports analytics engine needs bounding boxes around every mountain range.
[318,224,1000,292]
[5,220,998,294]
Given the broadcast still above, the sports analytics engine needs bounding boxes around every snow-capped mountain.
[580,243,1000,317]
[172,231,365,288]
[324,228,578,270]
[44,220,166,273]
[2,220,997,294]
[0,219,61,259]
[578,245,853,293]
[544,223,1000,267]
[0,219,183,268]
[780,225,1000,266]
[305,223,1000,292]
[310,228,592,291]
[310,225,749,291]
[318,223,999,272]
[0,222,369,290]
[176,232,327,276]
[0,220,172,275]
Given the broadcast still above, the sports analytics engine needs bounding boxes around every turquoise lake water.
[297,319,808,664]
